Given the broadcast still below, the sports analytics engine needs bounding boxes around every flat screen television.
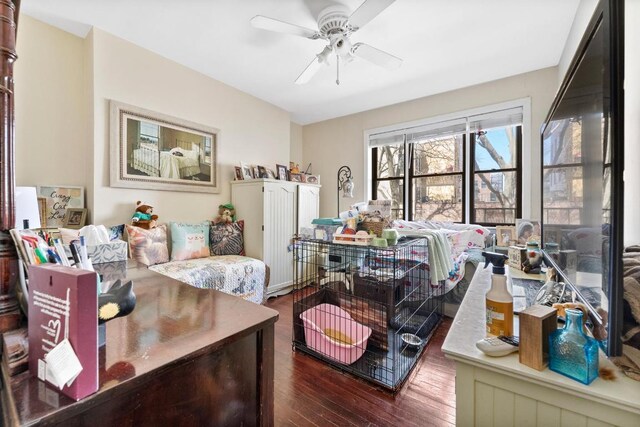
[540,0,624,356]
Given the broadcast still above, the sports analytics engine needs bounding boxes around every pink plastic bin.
[299,303,372,365]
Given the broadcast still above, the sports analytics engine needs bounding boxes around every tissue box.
[87,241,127,264]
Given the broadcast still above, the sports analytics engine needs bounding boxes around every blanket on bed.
[150,255,267,305]
[615,247,640,381]
[393,220,490,292]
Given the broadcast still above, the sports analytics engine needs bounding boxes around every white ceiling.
[22,0,580,125]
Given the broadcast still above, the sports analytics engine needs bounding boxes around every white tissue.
[79,225,110,246]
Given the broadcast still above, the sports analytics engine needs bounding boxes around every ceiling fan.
[250,0,402,85]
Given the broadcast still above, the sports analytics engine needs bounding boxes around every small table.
[1,261,279,426]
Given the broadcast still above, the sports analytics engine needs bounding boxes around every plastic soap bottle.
[482,251,513,337]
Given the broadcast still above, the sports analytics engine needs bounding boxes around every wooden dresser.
[0,262,278,426]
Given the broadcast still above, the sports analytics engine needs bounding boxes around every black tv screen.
[540,0,623,356]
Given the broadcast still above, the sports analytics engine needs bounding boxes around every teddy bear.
[214,203,236,224]
[131,201,158,229]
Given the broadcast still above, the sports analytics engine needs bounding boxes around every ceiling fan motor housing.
[317,6,351,38]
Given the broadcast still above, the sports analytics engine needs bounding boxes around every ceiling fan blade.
[352,43,402,70]
[295,57,324,85]
[250,15,320,39]
[348,0,395,30]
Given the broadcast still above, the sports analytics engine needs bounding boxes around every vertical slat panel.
[493,388,515,427]
[514,395,537,427]
[537,402,561,427]
[475,382,494,426]
[561,409,587,427]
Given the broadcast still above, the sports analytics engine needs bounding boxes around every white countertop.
[442,266,640,415]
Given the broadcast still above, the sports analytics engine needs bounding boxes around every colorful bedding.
[393,220,490,293]
[149,255,267,304]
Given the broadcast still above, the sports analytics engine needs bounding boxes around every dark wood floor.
[266,293,456,427]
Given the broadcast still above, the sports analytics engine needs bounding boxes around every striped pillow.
[209,220,245,256]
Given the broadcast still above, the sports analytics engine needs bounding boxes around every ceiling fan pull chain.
[336,54,340,85]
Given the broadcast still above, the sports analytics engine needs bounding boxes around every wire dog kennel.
[293,237,443,391]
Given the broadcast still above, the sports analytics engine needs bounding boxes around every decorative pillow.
[210,220,245,256]
[170,222,210,261]
[108,224,125,241]
[59,228,80,245]
[125,224,169,266]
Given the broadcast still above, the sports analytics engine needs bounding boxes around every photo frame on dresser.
[110,100,219,193]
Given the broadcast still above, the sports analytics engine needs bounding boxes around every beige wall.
[15,18,291,226]
[15,16,89,194]
[303,67,558,218]
[558,0,599,84]
[290,122,303,167]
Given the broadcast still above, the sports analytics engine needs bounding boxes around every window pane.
[475,126,518,170]
[376,144,404,179]
[474,171,517,224]
[375,180,403,220]
[412,175,462,222]
[543,118,582,166]
[412,134,463,175]
[543,166,583,225]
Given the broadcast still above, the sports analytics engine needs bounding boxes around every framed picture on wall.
[110,100,219,194]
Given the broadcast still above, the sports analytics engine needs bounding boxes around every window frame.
[408,134,467,223]
[371,125,523,226]
[469,125,523,226]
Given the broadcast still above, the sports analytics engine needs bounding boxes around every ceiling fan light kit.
[250,0,402,85]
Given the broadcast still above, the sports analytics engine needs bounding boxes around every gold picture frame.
[495,226,516,247]
[63,208,87,229]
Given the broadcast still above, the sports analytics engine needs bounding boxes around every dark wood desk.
[0,261,278,426]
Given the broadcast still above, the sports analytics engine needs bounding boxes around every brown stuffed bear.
[131,201,158,229]
[213,203,235,224]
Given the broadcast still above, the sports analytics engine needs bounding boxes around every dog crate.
[292,237,443,391]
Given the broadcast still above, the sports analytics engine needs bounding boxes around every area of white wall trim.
[362,97,532,222]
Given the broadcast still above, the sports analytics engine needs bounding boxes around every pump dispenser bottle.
[482,251,513,337]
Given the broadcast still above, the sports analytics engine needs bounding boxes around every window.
[470,126,522,224]
[139,122,159,145]
[370,106,523,226]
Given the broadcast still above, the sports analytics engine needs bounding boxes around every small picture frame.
[252,166,260,179]
[37,197,47,228]
[63,208,87,229]
[495,226,516,247]
[266,168,276,179]
[257,166,269,179]
[516,219,542,245]
[289,173,303,183]
[240,162,253,179]
[234,166,243,181]
[276,164,288,180]
[306,175,320,185]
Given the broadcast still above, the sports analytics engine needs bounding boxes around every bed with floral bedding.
[126,221,268,305]
[149,255,268,305]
